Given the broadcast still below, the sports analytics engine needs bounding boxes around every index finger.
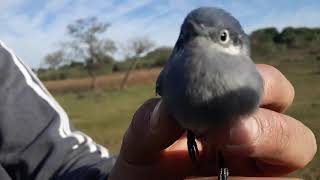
[256,64,295,112]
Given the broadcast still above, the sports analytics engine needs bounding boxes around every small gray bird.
[156,7,264,179]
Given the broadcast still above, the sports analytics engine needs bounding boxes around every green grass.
[276,62,320,179]
[55,84,155,153]
[53,61,320,179]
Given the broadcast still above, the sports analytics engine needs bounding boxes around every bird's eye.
[219,30,230,44]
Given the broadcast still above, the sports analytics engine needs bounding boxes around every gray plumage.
[156,7,264,131]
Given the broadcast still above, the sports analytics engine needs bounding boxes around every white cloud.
[0,0,28,11]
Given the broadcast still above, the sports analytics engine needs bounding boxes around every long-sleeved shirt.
[0,41,116,180]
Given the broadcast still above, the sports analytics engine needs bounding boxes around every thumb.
[120,98,184,164]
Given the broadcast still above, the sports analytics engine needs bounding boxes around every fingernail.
[150,100,162,131]
[228,117,259,146]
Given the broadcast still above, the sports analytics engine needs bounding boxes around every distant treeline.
[251,27,320,56]
[37,27,320,81]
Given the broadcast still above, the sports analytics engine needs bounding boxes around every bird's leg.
[187,130,229,180]
[218,151,229,180]
[187,130,199,162]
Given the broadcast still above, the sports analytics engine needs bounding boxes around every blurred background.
[0,0,320,179]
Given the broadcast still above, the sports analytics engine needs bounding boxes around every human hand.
[109,64,316,180]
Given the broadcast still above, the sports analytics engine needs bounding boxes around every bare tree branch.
[64,16,116,89]
[120,37,155,90]
[44,50,65,69]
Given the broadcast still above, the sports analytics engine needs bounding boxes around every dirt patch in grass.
[44,68,161,93]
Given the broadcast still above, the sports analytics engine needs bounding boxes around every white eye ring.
[219,29,230,44]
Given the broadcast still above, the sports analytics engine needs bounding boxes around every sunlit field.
[50,60,320,179]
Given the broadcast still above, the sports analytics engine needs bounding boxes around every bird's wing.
[156,69,164,96]
[156,46,182,96]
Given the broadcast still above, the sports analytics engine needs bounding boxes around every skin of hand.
[108,64,317,180]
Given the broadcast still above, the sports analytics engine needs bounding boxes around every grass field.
[50,62,320,179]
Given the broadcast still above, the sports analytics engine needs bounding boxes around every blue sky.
[0,0,319,68]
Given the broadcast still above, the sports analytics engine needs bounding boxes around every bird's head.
[175,7,250,56]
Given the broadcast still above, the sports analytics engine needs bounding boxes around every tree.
[65,17,116,89]
[120,37,155,90]
[145,47,172,67]
[44,50,65,69]
[250,27,279,56]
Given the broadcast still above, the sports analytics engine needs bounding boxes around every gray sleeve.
[0,165,12,180]
[0,41,116,180]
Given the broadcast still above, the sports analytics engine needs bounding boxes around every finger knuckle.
[258,110,290,155]
[273,113,290,155]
